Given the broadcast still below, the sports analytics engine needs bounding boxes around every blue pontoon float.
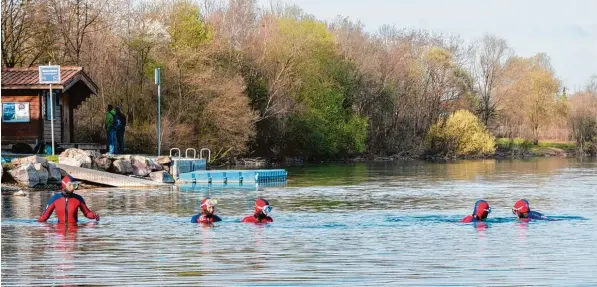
[168,148,287,184]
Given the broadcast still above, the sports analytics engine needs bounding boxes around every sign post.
[155,68,161,155]
[39,64,61,155]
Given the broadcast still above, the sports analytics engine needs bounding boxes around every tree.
[469,34,511,125]
[1,0,55,67]
[163,0,212,122]
[526,69,560,144]
[49,0,107,64]
[570,90,597,155]
[587,75,597,94]
[120,0,162,125]
[498,54,560,143]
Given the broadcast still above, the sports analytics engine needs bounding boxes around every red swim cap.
[254,199,272,215]
[200,198,217,211]
[474,200,491,219]
[61,175,80,191]
[513,199,530,214]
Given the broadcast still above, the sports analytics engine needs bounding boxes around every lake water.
[2,157,597,286]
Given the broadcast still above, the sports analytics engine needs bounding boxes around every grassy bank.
[40,155,59,163]
[496,138,576,157]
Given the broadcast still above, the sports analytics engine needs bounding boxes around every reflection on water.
[2,157,597,286]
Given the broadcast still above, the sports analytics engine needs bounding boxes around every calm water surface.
[2,157,597,286]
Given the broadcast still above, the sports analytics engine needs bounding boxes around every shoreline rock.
[8,163,39,187]
[2,150,176,189]
[149,170,175,183]
[59,148,93,168]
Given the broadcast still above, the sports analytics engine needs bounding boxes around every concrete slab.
[55,163,171,187]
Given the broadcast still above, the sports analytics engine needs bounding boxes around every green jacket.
[105,110,116,131]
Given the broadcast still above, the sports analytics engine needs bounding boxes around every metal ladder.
[169,147,211,179]
[170,147,211,162]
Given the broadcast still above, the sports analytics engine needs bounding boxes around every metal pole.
[157,82,161,156]
[50,85,55,155]
[156,67,161,156]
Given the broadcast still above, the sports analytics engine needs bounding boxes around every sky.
[260,0,597,92]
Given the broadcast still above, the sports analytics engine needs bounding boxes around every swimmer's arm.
[37,202,56,222]
[79,201,99,220]
[529,211,549,220]
[460,215,473,223]
[75,195,99,220]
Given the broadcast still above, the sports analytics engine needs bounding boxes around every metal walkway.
[56,163,170,187]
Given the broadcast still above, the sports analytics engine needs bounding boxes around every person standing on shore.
[105,104,117,154]
[115,106,127,154]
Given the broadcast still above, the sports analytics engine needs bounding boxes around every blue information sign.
[2,102,30,123]
[155,68,161,85]
[39,65,61,84]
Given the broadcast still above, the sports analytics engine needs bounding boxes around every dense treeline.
[3,0,596,159]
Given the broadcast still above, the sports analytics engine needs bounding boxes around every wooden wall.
[1,92,42,143]
[42,93,62,143]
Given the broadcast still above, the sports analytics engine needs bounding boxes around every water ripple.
[2,157,597,286]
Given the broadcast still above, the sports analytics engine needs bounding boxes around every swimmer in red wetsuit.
[512,199,549,221]
[191,198,222,223]
[460,200,491,223]
[38,175,100,224]
[241,199,273,223]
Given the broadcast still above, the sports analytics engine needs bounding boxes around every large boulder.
[33,163,49,185]
[112,159,133,174]
[149,171,175,183]
[88,150,101,159]
[156,156,172,165]
[94,155,112,171]
[147,159,162,171]
[14,155,48,168]
[59,148,93,168]
[8,163,39,187]
[131,160,151,177]
[113,154,132,161]
[47,163,62,183]
[131,156,151,166]
[131,155,147,162]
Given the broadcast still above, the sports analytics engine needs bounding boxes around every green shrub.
[425,110,496,156]
[282,111,368,160]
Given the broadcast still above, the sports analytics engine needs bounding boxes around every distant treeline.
[3,0,596,159]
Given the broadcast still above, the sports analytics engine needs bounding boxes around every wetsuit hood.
[200,198,217,214]
[513,199,530,214]
[254,199,272,216]
[472,200,491,219]
[61,175,80,193]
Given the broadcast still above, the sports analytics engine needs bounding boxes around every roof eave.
[1,84,65,90]
[67,70,99,95]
